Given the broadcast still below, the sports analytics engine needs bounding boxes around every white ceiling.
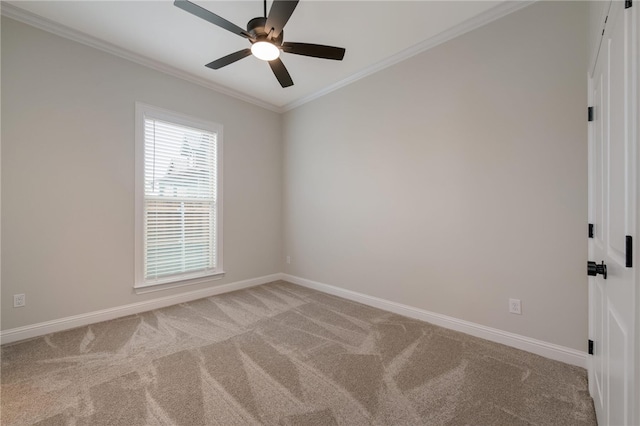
[4,1,522,111]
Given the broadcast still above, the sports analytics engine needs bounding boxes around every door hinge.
[588,106,594,122]
[589,223,594,238]
[626,236,632,267]
[625,0,632,9]
[588,340,594,355]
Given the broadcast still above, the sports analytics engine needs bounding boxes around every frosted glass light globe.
[251,41,280,61]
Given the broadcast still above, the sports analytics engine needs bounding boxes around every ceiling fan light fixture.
[251,41,280,61]
[175,0,345,88]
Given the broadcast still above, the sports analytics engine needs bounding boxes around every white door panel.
[588,1,636,425]
[594,279,605,409]
[607,305,629,426]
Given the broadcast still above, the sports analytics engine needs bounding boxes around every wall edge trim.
[281,0,537,112]
[0,3,282,113]
[0,273,285,345]
[2,271,587,368]
[1,1,536,115]
[282,274,587,368]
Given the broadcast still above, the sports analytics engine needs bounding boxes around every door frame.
[632,2,640,422]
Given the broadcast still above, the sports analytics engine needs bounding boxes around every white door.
[588,1,637,425]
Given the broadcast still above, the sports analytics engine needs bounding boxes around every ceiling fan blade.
[174,0,250,39]
[282,42,346,60]
[265,0,299,39]
[205,49,252,69]
[268,58,294,87]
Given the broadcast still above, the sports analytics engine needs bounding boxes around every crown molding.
[0,2,282,113]
[282,0,537,112]
[2,1,536,115]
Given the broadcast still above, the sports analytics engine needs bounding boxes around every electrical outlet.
[286,255,291,264]
[14,294,26,308]
[509,298,522,315]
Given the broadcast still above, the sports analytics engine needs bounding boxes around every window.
[135,103,223,289]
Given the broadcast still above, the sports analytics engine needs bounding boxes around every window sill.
[134,271,225,294]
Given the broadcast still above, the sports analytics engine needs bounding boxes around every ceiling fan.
[174,0,346,88]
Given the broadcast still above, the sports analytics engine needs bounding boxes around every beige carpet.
[1,281,596,425]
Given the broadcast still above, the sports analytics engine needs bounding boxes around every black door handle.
[588,261,607,279]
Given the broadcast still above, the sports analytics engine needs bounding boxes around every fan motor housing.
[247,17,283,45]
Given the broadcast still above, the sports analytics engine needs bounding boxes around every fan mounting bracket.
[247,17,283,45]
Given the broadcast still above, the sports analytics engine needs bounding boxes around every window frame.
[134,102,224,290]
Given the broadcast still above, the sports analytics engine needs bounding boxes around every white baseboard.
[0,273,284,345]
[282,274,587,368]
[2,272,588,369]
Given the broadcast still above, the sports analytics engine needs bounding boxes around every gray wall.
[283,2,588,351]
[2,2,591,353]
[1,17,282,330]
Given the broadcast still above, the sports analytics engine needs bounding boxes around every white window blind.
[136,104,222,288]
